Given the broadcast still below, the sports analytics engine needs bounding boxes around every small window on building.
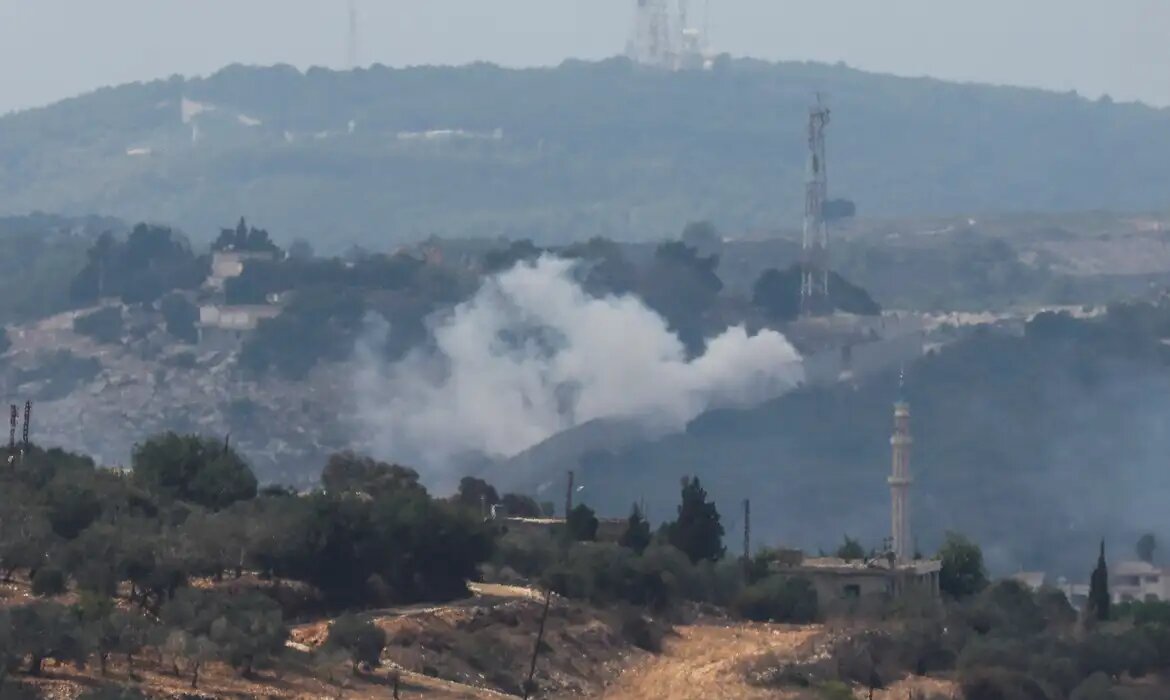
[1146,594,1160,603]
[843,584,861,599]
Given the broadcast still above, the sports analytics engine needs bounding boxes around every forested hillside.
[497,302,1170,578]
[3,58,1170,247]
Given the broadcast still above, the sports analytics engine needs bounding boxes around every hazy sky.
[3,0,1170,114]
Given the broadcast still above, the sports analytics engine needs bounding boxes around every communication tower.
[676,0,707,69]
[800,96,831,315]
[629,0,674,69]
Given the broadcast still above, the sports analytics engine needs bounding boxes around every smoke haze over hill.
[352,256,803,477]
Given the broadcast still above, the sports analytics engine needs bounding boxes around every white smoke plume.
[353,256,803,471]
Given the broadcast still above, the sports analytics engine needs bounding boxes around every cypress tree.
[1088,539,1110,622]
[666,477,725,564]
[619,503,652,554]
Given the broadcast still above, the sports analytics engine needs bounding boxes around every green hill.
[494,304,1170,577]
[3,58,1170,249]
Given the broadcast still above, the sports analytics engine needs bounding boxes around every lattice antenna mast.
[800,96,831,316]
[630,0,674,69]
[21,400,31,454]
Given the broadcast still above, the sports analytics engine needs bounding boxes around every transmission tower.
[800,96,831,316]
[629,0,674,69]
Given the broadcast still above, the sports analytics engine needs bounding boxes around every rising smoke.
[352,255,803,476]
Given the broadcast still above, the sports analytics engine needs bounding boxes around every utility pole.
[22,400,31,453]
[523,587,554,700]
[565,470,575,517]
[742,499,751,573]
[7,404,15,454]
[800,95,832,316]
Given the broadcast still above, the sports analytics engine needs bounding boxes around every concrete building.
[776,554,941,602]
[206,250,279,291]
[197,304,282,349]
[1011,571,1047,592]
[1058,560,1170,607]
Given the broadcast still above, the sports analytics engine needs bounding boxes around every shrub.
[618,606,664,652]
[326,615,386,672]
[959,667,1051,700]
[77,686,148,700]
[816,681,854,700]
[30,567,66,597]
[566,504,599,542]
[1069,672,1117,700]
[733,576,818,623]
[160,294,199,344]
[72,307,123,344]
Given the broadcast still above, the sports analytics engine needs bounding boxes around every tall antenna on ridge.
[800,94,832,316]
[629,0,674,69]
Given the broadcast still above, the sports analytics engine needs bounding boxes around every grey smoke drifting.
[353,256,803,474]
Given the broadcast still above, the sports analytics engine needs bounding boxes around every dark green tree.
[619,503,652,554]
[732,576,819,623]
[77,686,148,700]
[320,452,425,499]
[666,477,725,564]
[213,217,280,254]
[72,307,123,344]
[71,225,207,305]
[938,532,988,599]
[455,477,499,513]
[160,293,199,344]
[131,433,257,510]
[1137,533,1157,564]
[751,267,801,322]
[566,504,599,542]
[30,568,65,597]
[44,479,102,539]
[500,493,542,517]
[835,536,866,562]
[10,602,90,676]
[326,615,386,673]
[1089,540,1111,622]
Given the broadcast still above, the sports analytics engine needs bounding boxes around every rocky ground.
[3,306,363,486]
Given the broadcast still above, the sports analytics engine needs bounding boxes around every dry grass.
[10,652,500,700]
[599,621,824,700]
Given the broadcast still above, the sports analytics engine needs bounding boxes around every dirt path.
[287,582,544,699]
[599,621,824,700]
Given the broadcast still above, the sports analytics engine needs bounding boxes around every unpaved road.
[599,621,824,700]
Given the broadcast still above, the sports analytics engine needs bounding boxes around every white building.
[1057,560,1169,607]
[207,250,279,291]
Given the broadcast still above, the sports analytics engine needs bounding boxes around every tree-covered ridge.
[3,59,1170,246]
[517,300,1170,578]
[3,419,1170,698]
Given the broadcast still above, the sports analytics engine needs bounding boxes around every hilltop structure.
[628,0,710,70]
[800,98,832,316]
